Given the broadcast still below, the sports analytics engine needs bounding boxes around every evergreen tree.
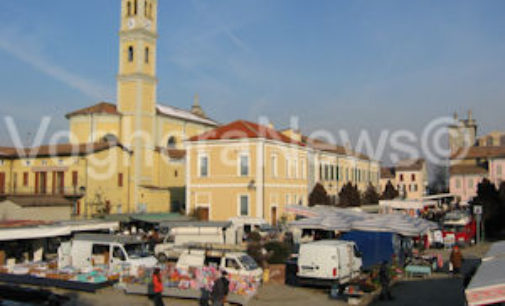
[363,183,380,204]
[338,182,361,207]
[381,180,399,200]
[309,183,330,206]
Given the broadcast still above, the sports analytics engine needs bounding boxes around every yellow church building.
[0,0,218,220]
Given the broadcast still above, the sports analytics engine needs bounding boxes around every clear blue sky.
[0,0,504,156]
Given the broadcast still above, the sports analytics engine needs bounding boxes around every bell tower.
[117,0,158,190]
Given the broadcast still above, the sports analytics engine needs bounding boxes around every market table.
[124,283,255,305]
[405,265,431,278]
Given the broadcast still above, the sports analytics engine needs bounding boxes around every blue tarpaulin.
[341,231,397,269]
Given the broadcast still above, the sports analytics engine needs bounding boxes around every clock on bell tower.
[117,0,158,186]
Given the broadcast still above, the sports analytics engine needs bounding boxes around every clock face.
[144,20,152,30]
[127,18,135,29]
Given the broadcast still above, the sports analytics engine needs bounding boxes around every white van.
[58,233,158,273]
[155,221,237,261]
[176,248,263,281]
[293,240,362,286]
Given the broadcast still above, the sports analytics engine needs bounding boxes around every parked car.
[285,240,362,287]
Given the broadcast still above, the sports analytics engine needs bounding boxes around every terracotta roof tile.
[380,167,396,179]
[188,120,305,146]
[395,158,425,171]
[450,165,488,175]
[65,102,120,118]
[451,146,505,160]
[301,136,371,160]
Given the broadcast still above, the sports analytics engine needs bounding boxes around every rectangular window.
[319,165,323,181]
[286,159,290,178]
[118,173,123,187]
[293,158,298,179]
[271,155,278,177]
[301,159,306,179]
[498,165,503,177]
[286,194,290,205]
[411,174,416,181]
[324,165,329,180]
[456,179,461,189]
[400,174,404,182]
[336,166,340,181]
[413,184,418,192]
[239,154,249,176]
[23,172,28,187]
[199,155,209,177]
[239,195,249,216]
[72,171,78,187]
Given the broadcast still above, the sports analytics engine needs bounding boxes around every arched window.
[134,0,138,15]
[167,136,176,148]
[145,47,149,64]
[127,1,132,16]
[102,134,118,144]
[128,46,134,62]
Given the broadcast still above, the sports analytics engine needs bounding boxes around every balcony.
[0,186,85,200]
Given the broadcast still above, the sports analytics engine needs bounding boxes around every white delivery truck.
[176,248,263,281]
[58,233,158,274]
[155,221,239,261]
[286,240,362,287]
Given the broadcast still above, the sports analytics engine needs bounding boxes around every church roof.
[188,120,305,146]
[156,104,218,126]
[65,102,219,127]
[65,102,120,118]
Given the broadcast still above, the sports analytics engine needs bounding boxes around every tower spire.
[191,93,206,117]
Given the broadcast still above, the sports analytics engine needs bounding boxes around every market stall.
[122,265,259,305]
[0,261,118,292]
[465,241,505,306]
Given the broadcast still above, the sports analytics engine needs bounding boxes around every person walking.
[211,271,230,306]
[152,267,164,306]
[450,245,463,275]
[379,260,393,301]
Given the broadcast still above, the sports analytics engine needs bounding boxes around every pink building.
[489,157,505,187]
[449,165,487,203]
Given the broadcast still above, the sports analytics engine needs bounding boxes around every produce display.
[0,261,118,284]
[122,264,260,296]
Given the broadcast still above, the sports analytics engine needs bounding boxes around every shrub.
[264,241,291,264]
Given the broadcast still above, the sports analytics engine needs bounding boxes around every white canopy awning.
[466,241,505,306]
[288,205,438,237]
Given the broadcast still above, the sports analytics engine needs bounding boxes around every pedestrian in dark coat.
[211,271,230,306]
[379,261,393,301]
